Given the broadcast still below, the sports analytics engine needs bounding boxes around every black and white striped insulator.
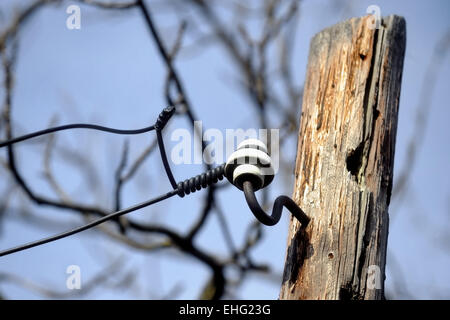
[224,139,275,191]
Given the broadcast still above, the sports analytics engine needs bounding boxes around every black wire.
[0,164,227,257]
[156,129,178,189]
[0,106,184,257]
[0,123,156,148]
[0,189,178,257]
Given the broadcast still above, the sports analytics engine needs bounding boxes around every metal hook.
[242,180,310,227]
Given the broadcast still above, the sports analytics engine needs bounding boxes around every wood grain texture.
[279,15,406,300]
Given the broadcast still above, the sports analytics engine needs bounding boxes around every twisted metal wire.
[0,104,309,256]
[177,164,225,197]
[0,106,226,257]
[154,106,176,130]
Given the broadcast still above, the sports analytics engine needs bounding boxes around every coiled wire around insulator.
[177,164,226,197]
[155,106,176,130]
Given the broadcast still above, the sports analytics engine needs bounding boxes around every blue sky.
[0,0,449,299]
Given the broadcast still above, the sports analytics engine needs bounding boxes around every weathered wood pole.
[279,15,406,300]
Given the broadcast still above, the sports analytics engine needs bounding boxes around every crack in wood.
[281,227,311,287]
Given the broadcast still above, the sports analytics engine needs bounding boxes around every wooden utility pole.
[279,15,406,300]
